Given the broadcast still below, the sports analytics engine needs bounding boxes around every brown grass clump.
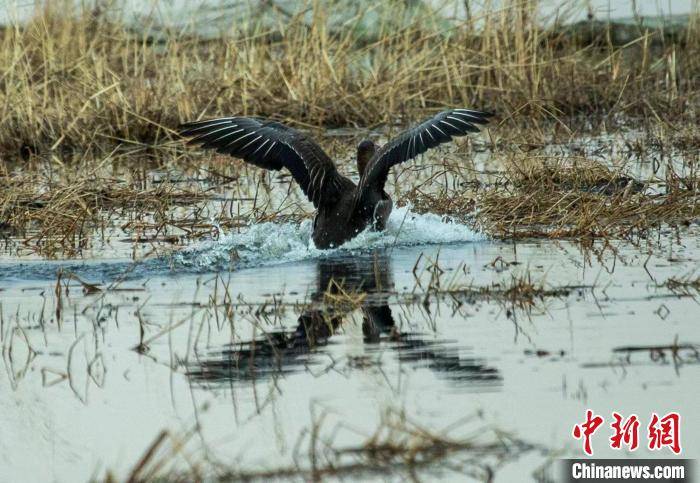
[663,275,700,295]
[0,163,209,257]
[115,409,533,482]
[0,1,698,161]
[402,187,478,219]
[477,155,700,240]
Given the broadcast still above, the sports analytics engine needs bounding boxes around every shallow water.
[1,209,699,480]
[1,108,698,480]
[0,206,482,279]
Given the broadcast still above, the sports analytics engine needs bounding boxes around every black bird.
[179,109,493,248]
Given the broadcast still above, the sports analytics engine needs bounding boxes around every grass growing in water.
[0,1,699,256]
[477,155,700,240]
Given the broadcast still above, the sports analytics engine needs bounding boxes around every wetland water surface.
[2,0,699,477]
[1,207,699,481]
[1,124,699,481]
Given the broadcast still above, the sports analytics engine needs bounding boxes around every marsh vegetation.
[0,0,698,256]
[0,1,699,481]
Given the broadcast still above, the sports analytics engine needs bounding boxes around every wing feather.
[180,117,353,206]
[357,108,493,198]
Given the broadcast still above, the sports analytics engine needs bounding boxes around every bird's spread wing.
[357,109,493,197]
[179,117,351,207]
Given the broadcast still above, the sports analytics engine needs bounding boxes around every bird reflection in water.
[187,251,500,387]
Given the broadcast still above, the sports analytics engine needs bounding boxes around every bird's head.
[357,139,377,176]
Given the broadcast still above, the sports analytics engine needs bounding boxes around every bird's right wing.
[357,109,493,196]
[179,117,352,207]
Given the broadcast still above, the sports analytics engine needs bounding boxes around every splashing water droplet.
[174,206,484,271]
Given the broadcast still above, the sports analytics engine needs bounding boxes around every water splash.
[175,205,484,271]
[0,207,483,281]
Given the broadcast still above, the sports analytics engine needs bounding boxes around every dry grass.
[477,155,700,240]
[0,154,314,257]
[664,274,700,295]
[0,162,211,256]
[1,1,698,160]
[1,1,699,256]
[112,408,534,482]
[408,250,578,323]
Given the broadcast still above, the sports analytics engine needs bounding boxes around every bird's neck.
[357,151,371,176]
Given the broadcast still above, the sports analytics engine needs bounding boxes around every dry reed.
[477,155,700,240]
[1,1,698,160]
